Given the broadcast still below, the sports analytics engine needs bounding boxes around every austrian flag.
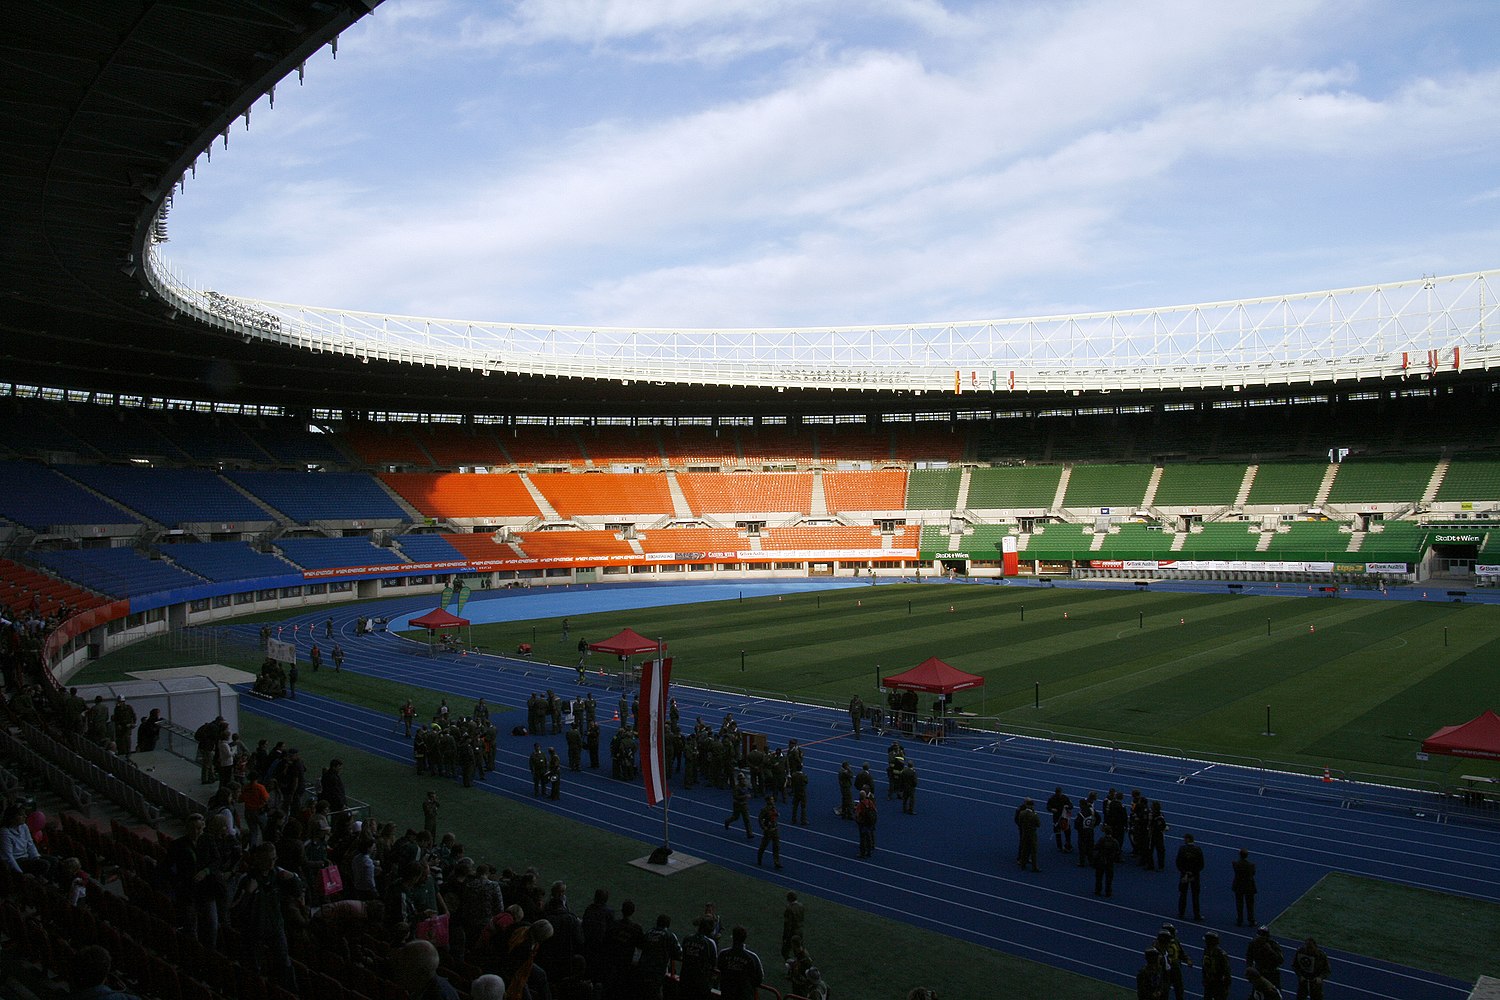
[638,656,673,806]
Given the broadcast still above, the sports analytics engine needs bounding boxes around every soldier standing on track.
[566,723,583,772]
[1292,937,1331,1000]
[1201,931,1232,1000]
[1246,926,1285,992]
[756,796,782,869]
[529,743,547,797]
[331,643,343,672]
[855,790,878,858]
[837,762,854,820]
[310,643,322,672]
[1093,827,1120,897]
[724,776,753,838]
[1076,792,1098,868]
[854,763,875,801]
[1233,848,1258,926]
[400,700,416,738]
[1175,833,1205,922]
[1017,799,1041,871]
[586,720,601,769]
[547,748,563,800]
[848,694,865,739]
[898,761,917,815]
[413,726,429,774]
[789,767,809,825]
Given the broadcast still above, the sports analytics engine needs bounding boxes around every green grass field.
[454,584,1500,785]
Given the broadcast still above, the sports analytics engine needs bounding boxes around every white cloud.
[165,0,1500,328]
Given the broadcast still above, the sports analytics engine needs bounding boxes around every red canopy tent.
[588,628,665,657]
[408,608,472,656]
[587,628,666,689]
[882,657,986,739]
[1421,710,1500,761]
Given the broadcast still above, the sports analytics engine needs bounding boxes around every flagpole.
[659,636,670,851]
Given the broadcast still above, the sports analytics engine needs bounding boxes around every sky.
[162,0,1500,330]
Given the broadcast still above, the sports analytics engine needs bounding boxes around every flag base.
[628,850,707,877]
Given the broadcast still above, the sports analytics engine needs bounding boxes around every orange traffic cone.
[1322,767,1332,783]
[1179,618,1185,625]
[1063,612,1069,620]
[1309,625,1316,633]
[613,710,619,721]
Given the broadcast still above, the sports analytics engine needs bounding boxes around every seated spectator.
[470,974,506,1000]
[66,944,141,1000]
[390,939,458,1000]
[3,804,50,877]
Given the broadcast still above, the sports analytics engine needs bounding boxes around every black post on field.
[1034,681,1040,710]
[1021,604,1025,621]
[1263,705,1274,737]
[531,625,536,646]
[817,595,820,609]
[740,649,745,672]
[1444,626,1449,647]
[908,601,912,615]
[1266,618,1271,636]
[1138,611,1143,630]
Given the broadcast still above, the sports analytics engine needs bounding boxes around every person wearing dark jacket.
[1174,832,1205,921]
[319,759,347,813]
[1246,926,1285,991]
[1292,938,1331,1000]
[1233,848,1259,926]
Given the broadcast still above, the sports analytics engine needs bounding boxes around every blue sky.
[164,0,1500,329]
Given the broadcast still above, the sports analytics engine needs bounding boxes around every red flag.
[638,656,672,806]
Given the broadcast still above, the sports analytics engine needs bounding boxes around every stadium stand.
[32,547,203,599]
[393,533,469,563]
[1357,522,1431,563]
[0,462,140,532]
[636,527,748,555]
[1096,523,1175,561]
[677,472,815,516]
[440,532,522,563]
[510,530,636,560]
[660,426,739,466]
[1018,523,1092,558]
[967,466,1065,509]
[956,524,1016,556]
[228,471,409,522]
[0,559,106,617]
[254,420,350,467]
[905,469,963,510]
[1262,521,1354,560]
[413,425,511,468]
[1244,462,1327,506]
[1151,463,1246,507]
[153,414,272,465]
[1061,464,1154,509]
[576,427,667,468]
[822,470,907,511]
[275,537,402,570]
[342,423,433,467]
[158,541,295,583]
[1174,522,1264,559]
[1326,458,1440,505]
[50,407,187,463]
[1434,456,1500,502]
[381,471,542,521]
[759,526,889,551]
[500,427,586,467]
[60,465,268,528]
[528,472,675,520]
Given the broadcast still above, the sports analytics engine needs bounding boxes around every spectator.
[470,974,505,1000]
[2,804,48,877]
[638,913,682,1000]
[65,945,141,1000]
[320,758,348,813]
[717,925,765,1000]
[391,939,458,1000]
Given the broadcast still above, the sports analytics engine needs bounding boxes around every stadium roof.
[2,1,1496,419]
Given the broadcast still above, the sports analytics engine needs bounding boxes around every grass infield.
[1275,871,1500,983]
[450,584,1500,785]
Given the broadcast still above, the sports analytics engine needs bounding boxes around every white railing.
[146,244,1498,393]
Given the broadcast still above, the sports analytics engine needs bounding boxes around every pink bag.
[319,865,343,898]
[415,913,450,948]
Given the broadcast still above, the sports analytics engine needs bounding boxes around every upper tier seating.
[52,406,187,461]
[229,471,409,521]
[342,424,432,466]
[529,472,675,519]
[501,427,587,467]
[155,414,271,464]
[1152,463,1245,507]
[1326,458,1440,505]
[276,537,402,570]
[967,466,1064,509]
[255,420,350,467]
[576,427,666,468]
[661,427,739,466]
[380,472,543,520]
[889,425,966,463]
[415,425,511,468]
[906,469,963,510]
[822,470,907,510]
[1434,457,1500,503]
[159,541,294,582]
[741,428,816,464]
[1062,464,1154,509]
[1244,463,1326,506]
[677,473,814,516]
[0,462,139,531]
[33,547,204,598]
[393,534,468,563]
[61,465,267,528]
